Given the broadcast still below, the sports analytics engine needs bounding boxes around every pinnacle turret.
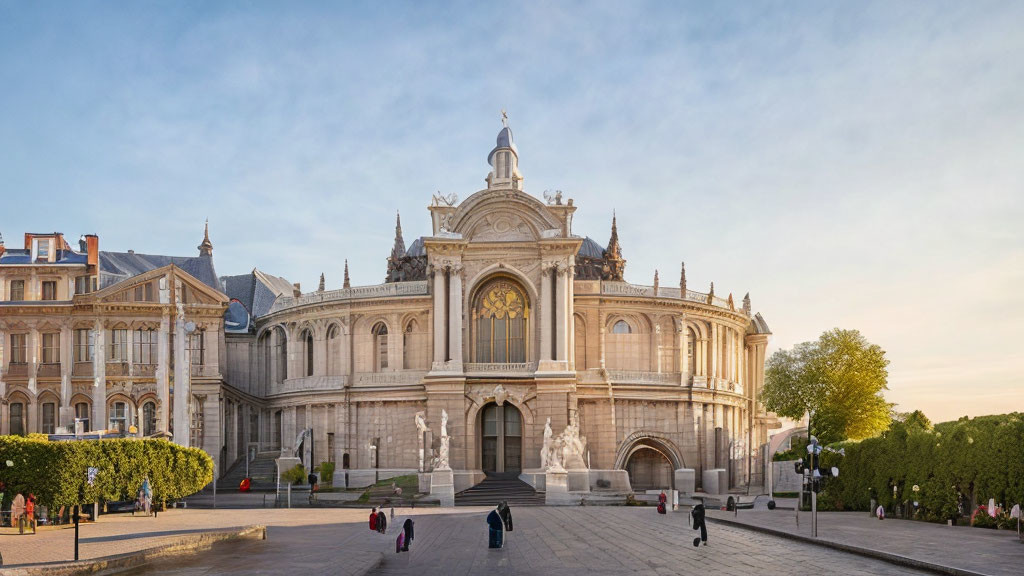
[343,260,351,289]
[198,219,213,257]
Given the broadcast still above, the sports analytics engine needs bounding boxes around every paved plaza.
[0,505,977,576]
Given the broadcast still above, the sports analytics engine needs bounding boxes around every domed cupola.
[486,110,523,190]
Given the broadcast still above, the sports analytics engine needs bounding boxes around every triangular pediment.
[85,264,227,306]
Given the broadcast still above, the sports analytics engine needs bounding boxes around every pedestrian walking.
[498,501,513,532]
[25,496,36,534]
[377,508,388,534]
[657,490,667,514]
[486,505,504,549]
[369,507,378,531]
[876,504,885,520]
[402,517,414,551]
[11,493,25,534]
[690,502,708,546]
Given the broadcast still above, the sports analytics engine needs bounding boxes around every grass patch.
[356,474,420,504]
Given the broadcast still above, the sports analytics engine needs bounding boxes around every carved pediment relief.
[451,190,562,243]
[466,211,537,242]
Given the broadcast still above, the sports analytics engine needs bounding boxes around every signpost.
[75,467,98,561]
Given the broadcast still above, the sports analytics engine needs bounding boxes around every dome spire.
[198,219,213,256]
[391,211,406,260]
[486,110,523,190]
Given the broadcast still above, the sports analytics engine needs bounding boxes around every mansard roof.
[0,248,89,266]
[221,268,293,319]
[99,250,220,291]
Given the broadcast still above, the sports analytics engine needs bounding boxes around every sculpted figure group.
[540,413,587,472]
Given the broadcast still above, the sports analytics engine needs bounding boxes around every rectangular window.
[10,333,27,364]
[249,411,259,443]
[41,280,57,301]
[35,238,51,261]
[74,329,95,362]
[108,329,128,362]
[75,402,91,432]
[75,276,94,294]
[189,330,205,365]
[41,332,60,364]
[110,401,128,432]
[133,329,157,364]
[10,403,25,436]
[9,279,25,301]
[133,283,155,301]
[190,398,204,447]
[42,403,56,434]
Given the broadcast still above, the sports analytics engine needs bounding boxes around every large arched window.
[612,320,632,334]
[473,278,529,363]
[302,329,314,377]
[372,322,389,371]
[326,324,340,376]
[274,327,287,383]
[687,327,697,375]
[403,319,427,370]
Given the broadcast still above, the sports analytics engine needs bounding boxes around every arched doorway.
[625,447,673,491]
[480,403,522,476]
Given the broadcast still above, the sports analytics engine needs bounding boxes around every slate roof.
[407,238,426,257]
[220,269,293,320]
[99,251,221,291]
[0,248,89,266]
[577,237,605,258]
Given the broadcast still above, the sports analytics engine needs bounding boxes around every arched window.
[326,324,340,376]
[142,401,157,436]
[687,327,697,375]
[403,320,415,369]
[303,329,314,376]
[473,279,529,363]
[9,402,25,436]
[607,317,645,370]
[40,400,57,434]
[372,322,389,371]
[75,401,91,432]
[612,320,632,334]
[275,327,288,383]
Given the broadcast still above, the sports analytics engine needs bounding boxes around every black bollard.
[73,505,80,561]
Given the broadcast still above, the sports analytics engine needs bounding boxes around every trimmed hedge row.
[0,436,213,509]
[817,413,1024,522]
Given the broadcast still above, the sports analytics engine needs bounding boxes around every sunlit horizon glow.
[1,2,1021,424]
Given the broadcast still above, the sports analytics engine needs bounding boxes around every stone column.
[172,304,190,446]
[391,313,404,371]
[598,310,607,369]
[555,266,568,362]
[157,309,171,435]
[93,322,107,432]
[540,265,552,361]
[709,323,718,386]
[59,323,73,427]
[448,265,463,366]
[677,317,687,385]
[432,268,445,365]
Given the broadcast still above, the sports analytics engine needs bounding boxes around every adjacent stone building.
[1,120,778,495]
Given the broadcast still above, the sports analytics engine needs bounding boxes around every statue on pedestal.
[541,418,553,469]
[437,409,451,470]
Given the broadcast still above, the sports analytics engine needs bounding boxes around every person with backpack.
[486,505,504,549]
[657,490,667,515]
[691,502,708,546]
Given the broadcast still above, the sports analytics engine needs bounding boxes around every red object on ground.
[239,478,251,492]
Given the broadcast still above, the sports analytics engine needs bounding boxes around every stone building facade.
[223,122,778,493]
[0,226,251,473]
[1,121,778,494]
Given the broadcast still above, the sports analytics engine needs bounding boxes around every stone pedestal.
[701,468,728,495]
[430,468,455,507]
[675,468,696,494]
[568,469,591,492]
[545,470,575,505]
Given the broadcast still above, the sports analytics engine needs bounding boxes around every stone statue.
[541,418,553,469]
[437,409,451,470]
[415,412,428,434]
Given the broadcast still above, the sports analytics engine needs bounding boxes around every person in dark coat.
[486,506,504,548]
[498,501,513,532]
[691,502,708,546]
[377,509,388,534]
[402,518,414,551]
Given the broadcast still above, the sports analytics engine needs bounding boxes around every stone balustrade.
[352,371,427,386]
[6,363,28,378]
[36,363,61,378]
[587,281,745,314]
[72,362,93,377]
[463,362,537,376]
[270,375,348,396]
[106,362,129,377]
[269,280,430,313]
[607,370,682,385]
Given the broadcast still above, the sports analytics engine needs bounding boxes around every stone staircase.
[455,474,545,507]
[219,452,280,491]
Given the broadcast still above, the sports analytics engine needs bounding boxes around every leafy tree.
[762,328,892,444]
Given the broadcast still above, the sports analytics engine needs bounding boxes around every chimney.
[292,283,302,298]
[86,234,99,268]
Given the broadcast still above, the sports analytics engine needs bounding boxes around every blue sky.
[2,1,1021,422]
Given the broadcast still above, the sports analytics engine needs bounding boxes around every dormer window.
[34,238,53,261]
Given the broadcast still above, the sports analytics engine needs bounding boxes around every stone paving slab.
[97,507,933,576]
[707,509,1024,576]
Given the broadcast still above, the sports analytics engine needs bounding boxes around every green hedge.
[817,413,1024,522]
[0,436,213,510]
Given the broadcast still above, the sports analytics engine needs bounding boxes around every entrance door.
[481,403,522,475]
